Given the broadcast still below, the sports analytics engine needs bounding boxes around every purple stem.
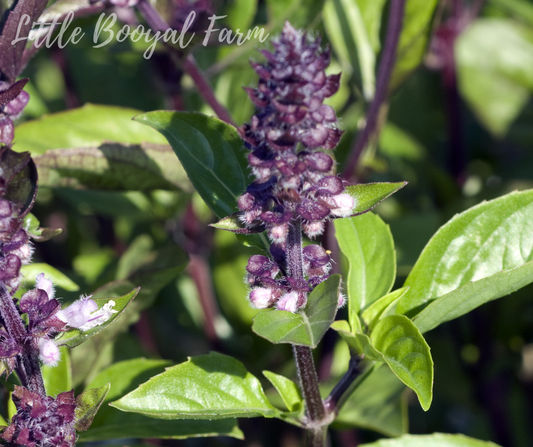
[286,221,328,446]
[135,0,235,126]
[342,0,406,180]
[0,284,45,396]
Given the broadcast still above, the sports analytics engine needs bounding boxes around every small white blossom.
[330,193,355,217]
[57,297,117,331]
[38,339,60,367]
[276,292,299,313]
[249,288,274,309]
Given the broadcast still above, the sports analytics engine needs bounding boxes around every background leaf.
[41,346,72,396]
[74,384,110,432]
[33,143,192,192]
[14,104,168,154]
[263,371,303,413]
[360,433,502,447]
[390,0,439,90]
[370,315,433,411]
[81,358,243,441]
[134,111,247,218]
[456,18,533,136]
[334,213,396,324]
[252,275,341,348]
[20,263,79,292]
[110,352,279,420]
[398,190,533,315]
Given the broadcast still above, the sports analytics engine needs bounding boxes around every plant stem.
[135,0,235,126]
[342,0,406,180]
[286,221,328,445]
[0,283,45,396]
[323,356,368,414]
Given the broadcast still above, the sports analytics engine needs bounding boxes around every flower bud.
[276,291,300,313]
[249,288,275,309]
[330,193,355,217]
[38,339,60,367]
[35,273,55,300]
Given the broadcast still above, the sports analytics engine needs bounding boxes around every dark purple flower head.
[237,22,351,242]
[1,386,77,447]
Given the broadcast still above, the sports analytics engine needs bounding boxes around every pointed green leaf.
[134,111,247,218]
[74,384,111,432]
[210,213,264,234]
[360,433,502,447]
[111,352,279,419]
[345,182,407,216]
[362,287,409,330]
[20,263,79,292]
[266,0,325,29]
[398,189,533,315]
[42,347,72,396]
[83,358,242,441]
[335,213,396,325]
[252,275,341,348]
[263,371,303,413]
[23,213,62,242]
[414,260,533,334]
[331,320,384,360]
[370,315,433,411]
[14,104,168,154]
[33,143,192,192]
[390,0,439,89]
[56,288,139,348]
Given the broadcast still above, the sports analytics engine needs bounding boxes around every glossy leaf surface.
[252,275,341,348]
[111,352,278,419]
[74,384,110,432]
[335,213,395,322]
[362,287,409,330]
[360,433,502,447]
[398,190,533,315]
[263,371,303,413]
[371,315,433,411]
[82,358,242,441]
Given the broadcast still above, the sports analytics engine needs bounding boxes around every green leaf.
[333,364,407,437]
[489,0,533,27]
[23,213,62,242]
[111,352,279,420]
[390,0,438,90]
[225,0,257,31]
[334,213,396,324]
[134,111,247,218]
[360,433,502,447]
[323,0,386,99]
[397,189,533,315]
[42,347,72,396]
[331,320,383,360]
[14,104,168,155]
[362,287,409,330]
[370,315,433,411]
[20,263,79,292]
[414,260,533,334]
[74,384,111,432]
[82,358,242,441]
[210,213,263,235]
[33,143,192,192]
[456,19,533,137]
[265,0,325,29]
[252,275,341,348]
[345,182,407,216]
[263,371,303,413]
[56,288,139,348]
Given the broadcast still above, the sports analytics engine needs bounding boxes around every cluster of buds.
[247,244,334,312]
[1,387,76,447]
[237,22,353,243]
[229,23,351,313]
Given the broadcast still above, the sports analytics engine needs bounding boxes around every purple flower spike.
[0,80,30,146]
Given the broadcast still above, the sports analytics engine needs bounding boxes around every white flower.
[249,288,274,309]
[57,297,117,331]
[330,193,355,217]
[38,339,60,367]
[276,292,300,313]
